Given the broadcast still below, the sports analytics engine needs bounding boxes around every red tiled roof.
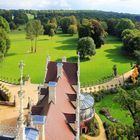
[32,61,78,140]
[45,61,78,85]
[45,71,76,140]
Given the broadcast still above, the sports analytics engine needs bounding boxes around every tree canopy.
[77,37,96,59]
[0,27,10,59]
[115,18,135,37]
[114,88,140,139]
[0,16,10,32]
[68,25,77,36]
[25,20,44,52]
[78,19,106,48]
[60,16,77,34]
[122,29,140,57]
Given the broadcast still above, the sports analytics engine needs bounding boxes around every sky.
[0,0,140,14]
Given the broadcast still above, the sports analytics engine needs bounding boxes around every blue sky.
[0,0,140,14]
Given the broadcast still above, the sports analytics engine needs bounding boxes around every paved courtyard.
[0,81,38,126]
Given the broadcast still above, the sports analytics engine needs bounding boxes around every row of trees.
[33,10,140,22]
[106,18,135,37]
[0,16,10,59]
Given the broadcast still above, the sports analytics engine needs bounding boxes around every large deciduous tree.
[122,29,140,57]
[0,16,10,33]
[49,29,55,38]
[0,27,10,59]
[115,18,135,37]
[25,20,35,52]
[25,20,44,53]
[90,19,106,48]
[77,37,96,59]
[78,19,106,49]
[44,23,57,35]
[68,25,77,36]
[106,18,119,35]
[60,15,77,34]
[33,20,44,52]
[1,11,13,23]
[114,88,140,140]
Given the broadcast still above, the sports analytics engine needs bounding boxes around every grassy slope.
[95,94,133,125]
[0,31,131,84]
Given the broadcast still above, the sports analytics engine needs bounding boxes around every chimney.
[57,63,63,78]
[48,81,57,104]
[62,56,67,62]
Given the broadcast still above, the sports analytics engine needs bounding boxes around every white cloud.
[0,0,140,14]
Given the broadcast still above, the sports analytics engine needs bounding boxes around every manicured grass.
[95,94,133,125]
[80,36,132,85]
[0,31,132,84]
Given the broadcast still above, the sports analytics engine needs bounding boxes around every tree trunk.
[34,37,37,53]
[31,40,33,53]
[138,135,140,140]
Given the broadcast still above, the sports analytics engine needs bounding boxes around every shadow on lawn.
[38,38,49,41]
[105,38,121,44]
[104,45,131,63]
[56,56,77,63]
[6,53,17,57]
[56,56,91,63]
[55,37,78,50]
[55,44,76,50]
[57,34,72,37]
[56,37,78,45]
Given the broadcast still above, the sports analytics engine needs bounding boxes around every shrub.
[88,118,100,136]
[104,122,135,140]
[92,88,119,102]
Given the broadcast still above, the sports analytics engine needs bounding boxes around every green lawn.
[0,31,132,84]
[95,94,133,125]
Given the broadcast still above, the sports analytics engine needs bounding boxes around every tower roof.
[80,94,94,110]
[32,61,78,140]
[45,61,78,85]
